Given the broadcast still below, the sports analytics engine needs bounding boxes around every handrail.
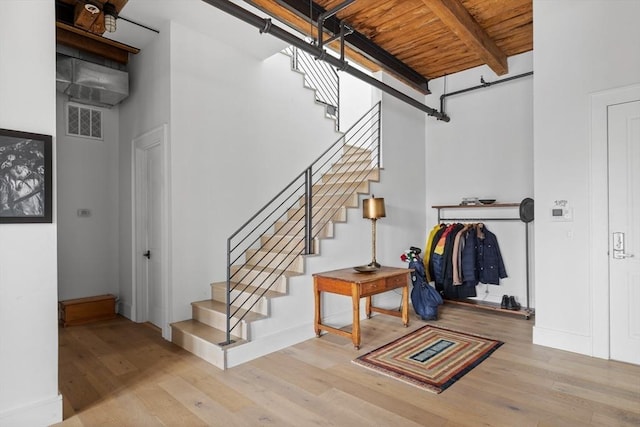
[221,102,381,344]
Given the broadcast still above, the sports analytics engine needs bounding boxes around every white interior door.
[608,100,640,365]
[134,126,168,336]
[146,144,163,327]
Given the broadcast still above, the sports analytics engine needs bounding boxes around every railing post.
[336,69,340,131]
[221,237,233,345]
[305,166,313,255]
[292,46,298,71]
[376,102,381,169]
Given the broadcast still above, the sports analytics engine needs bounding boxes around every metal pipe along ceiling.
[439,71,533,116]
[201,0,450,122]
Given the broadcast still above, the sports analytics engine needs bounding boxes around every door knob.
[615,252,634,259]
[143,250,151,259]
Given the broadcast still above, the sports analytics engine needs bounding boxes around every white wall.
[339,64,377,131]
[0,1,62,425]
[118,21,172,319]
[532,0,640,356]
[424,52,534,306]
[56,96,119,301]
[377,72,429,265]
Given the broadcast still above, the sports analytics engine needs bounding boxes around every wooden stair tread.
[193,300,267,323]
[231,265,300,276]
[312,182,369,195]
[211,281,286,299]
[247,247,302,256]
[323,169,379,179]
[343,144,372,153]
[171,319,245,348]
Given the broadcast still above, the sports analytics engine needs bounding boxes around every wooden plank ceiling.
[246,0,532,93]
[54,0,532,90]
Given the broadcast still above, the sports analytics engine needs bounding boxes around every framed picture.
[0,128,53,223]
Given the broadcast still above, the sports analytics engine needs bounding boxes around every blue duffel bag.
[403,247,443,321]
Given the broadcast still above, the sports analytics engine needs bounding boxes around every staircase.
[170,145,380,367]
[170,49,382,369]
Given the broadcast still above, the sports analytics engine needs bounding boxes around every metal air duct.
[56,54,129,107]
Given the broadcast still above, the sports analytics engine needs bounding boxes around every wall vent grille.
[67,103,102,139]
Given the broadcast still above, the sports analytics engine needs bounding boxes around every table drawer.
[361,275,407,295]
[386,274,408,288]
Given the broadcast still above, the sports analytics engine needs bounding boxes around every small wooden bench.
[59,294,117,327]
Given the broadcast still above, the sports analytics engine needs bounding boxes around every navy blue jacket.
[477,226,507,284]
[461,229,478,284]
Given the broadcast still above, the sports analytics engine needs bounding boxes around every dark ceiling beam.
[420,0,508,75]
[274,0,430,94]
[201,0,448,121]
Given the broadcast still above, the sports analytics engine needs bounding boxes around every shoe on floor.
[500,294,509,309]
[508,295,521,311]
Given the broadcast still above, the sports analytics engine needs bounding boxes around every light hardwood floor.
[54,304,640,426]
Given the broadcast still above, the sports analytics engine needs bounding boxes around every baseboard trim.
[118,301,132,319]
[532,325,595,357]
[225,292,405,369]
[226,322,315,369]
[0,393,62,427]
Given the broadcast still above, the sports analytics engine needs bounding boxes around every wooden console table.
[313,266,411,349]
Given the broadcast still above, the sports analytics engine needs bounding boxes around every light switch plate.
[551,207,572,221]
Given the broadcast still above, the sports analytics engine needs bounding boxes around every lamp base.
[367,261,381,269]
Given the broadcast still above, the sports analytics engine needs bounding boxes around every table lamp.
[363,195,386,268]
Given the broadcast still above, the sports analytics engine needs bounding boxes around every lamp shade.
[363,196,386,219]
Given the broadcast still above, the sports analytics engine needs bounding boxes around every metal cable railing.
[284,46,340,129]
[221,102,381,344]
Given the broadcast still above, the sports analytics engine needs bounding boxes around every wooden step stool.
[59,294,117,327]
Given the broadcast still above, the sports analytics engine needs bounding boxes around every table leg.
[402,279,409,327]
[365,295,372,318]
[352,284,361,349]
[314,278,322,337]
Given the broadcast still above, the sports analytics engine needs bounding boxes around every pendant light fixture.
[103,3,118,33]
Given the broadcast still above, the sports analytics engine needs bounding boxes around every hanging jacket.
[424,224,444,283]
[460,226,479,284]
[477,225,507,285]
[430,225,451,289]
[442,224,477,299]
[452,225,471,285]
[442,223,464,289]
